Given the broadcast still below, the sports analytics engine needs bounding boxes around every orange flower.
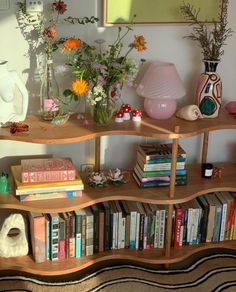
[44,26,57,39]
[133,35,147,52]
[63,38,81,50]
[71,78,89,96]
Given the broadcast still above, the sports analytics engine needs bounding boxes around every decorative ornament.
[115,111,124,123]
[213,166,223,178]
[107,168,129,186]
[0,213,28,257]
[0,173,9,194]
[121,104,132,120]
[175,105,203,121]
[132,109,142,122]
[88,171,107,187]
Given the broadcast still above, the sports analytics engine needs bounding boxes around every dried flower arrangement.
[180,0,233,61]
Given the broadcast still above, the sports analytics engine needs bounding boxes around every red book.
[21,157,76,183]
[173,204,183,248]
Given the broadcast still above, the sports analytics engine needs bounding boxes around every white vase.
[0,60,28,126]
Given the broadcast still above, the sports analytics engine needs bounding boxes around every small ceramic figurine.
[115,110,124,123]
[132,109,142,122]
[0,173,9,194]
[121,104,132,120]
[107,168,129,186]
[0,61,28,126]
[88,171,107,187]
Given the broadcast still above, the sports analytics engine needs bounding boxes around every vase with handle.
[195,60,222,118]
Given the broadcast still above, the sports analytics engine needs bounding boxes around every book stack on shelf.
[10,157,84,202]
[133,143,187,188]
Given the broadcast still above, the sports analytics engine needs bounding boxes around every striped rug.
[0,251,236,291]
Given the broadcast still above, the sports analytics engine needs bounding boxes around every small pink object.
[132,109,142,122]
[115,111,124,123]
[121,104,132,120]
[225,101,236,115]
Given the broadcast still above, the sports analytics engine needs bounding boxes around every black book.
[90,204,100,254]
[197,196,209,243]
[102,201,111,251]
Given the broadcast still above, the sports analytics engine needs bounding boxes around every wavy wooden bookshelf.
[0,109,236,275]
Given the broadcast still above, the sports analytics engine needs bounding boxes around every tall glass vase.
[40,58,59,121]
[195,60,222,118]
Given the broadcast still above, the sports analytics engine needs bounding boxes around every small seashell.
[176,105,203,121]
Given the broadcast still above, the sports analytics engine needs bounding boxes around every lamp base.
[144,98,177,119]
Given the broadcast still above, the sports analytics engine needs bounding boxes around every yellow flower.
[71,78,89,96]
[63,38,81,50]
[134,35,147,52]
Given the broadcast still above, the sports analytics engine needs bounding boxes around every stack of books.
[133,143,187,187]
[11,157,84,202]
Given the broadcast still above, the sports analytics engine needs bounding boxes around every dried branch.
[180,0,233,61]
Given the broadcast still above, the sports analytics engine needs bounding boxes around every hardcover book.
[29,212,46,263]
[137,143,187,161]
[19,190,82,202]
[11,165,84,190]
[49,213,60,261]
[21,157,76,183]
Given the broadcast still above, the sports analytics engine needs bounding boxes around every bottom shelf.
[1,242,236,276]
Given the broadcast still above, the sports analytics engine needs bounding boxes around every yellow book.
[11,165,84,195]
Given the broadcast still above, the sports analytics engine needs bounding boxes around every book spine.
[158,209,166,248]
[19,190,82,202]
[173,206,183,248]
[154,210,160,248]
[50,214,59,261]
[93,210,99,254]
[112,212,118,249]
[59,219,66,260]
[213,206,222,242]
[29,213,46,263]
[142,162,186,171]
[81,215,86,256]
[98,210,105,253]
[22,169,76,183]
[75,214,82,258]
[69,213,76,258]
[86,215,94,256]
[135,213,140,250]
[129,211,137,249]
[138,213,145,250]
[45,215,51,260]
[104,206,111,251]
[218,202,226,241]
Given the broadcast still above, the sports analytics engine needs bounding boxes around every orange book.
[29,212,46,263]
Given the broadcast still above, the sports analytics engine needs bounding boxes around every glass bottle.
[40,58,59,121]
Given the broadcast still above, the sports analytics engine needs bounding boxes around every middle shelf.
[1,163,236,212]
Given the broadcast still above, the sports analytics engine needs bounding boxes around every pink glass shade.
[144,98,177,119]
[136,61,186,100]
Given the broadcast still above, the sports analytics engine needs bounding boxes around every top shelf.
[0,109,235,144]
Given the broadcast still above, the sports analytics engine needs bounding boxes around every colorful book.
[18,190,82,202]
[74,209,84,258]
[11,165,84,195]
[137,150,186,165]
[90,204,100,254]
[49,213,60,261]
[68,212,76,258]
[133,171,187,188]
[215,192,228,242]
[45,214,51,260]
[133,166,187,183]
[85,207,94,256]
[21,157,76,183]
[59,215,66,260]
[29,212,46,263]
[134,163,187,178]
[173,204,183,248]
[137,143,187,162]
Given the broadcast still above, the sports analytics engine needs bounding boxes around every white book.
[216,192,228,241]
[121,217,126,249]
[114,201,123,250]
[154,208,160,248]
[125,201,137,249]
[135,212,140,250]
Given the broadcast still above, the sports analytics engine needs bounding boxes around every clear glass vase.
[92,99,114,125]
[40,58,59,121]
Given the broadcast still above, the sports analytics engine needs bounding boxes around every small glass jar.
[202,163,213,178]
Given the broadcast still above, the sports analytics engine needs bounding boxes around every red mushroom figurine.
[121,104,132,120]
[115,110,124,123]
[132,109,142,122]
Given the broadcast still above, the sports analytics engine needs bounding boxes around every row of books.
[172,191,236,248]
[133,143,188,187]
[28,191,236,263]
[10,157,84,202]
[29,200,168,263]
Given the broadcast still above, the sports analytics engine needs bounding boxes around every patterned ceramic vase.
[195,60,222,118]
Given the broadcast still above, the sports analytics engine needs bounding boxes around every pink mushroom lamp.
[136,61,186,119]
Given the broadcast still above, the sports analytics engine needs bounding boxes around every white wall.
[0,0,236,172]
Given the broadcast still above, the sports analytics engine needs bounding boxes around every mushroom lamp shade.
[136,61,186,119]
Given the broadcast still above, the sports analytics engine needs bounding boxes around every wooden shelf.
[0,241,235,276]
[0,110,236,144]
[1,110,236,276]
[1,163,236,212]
